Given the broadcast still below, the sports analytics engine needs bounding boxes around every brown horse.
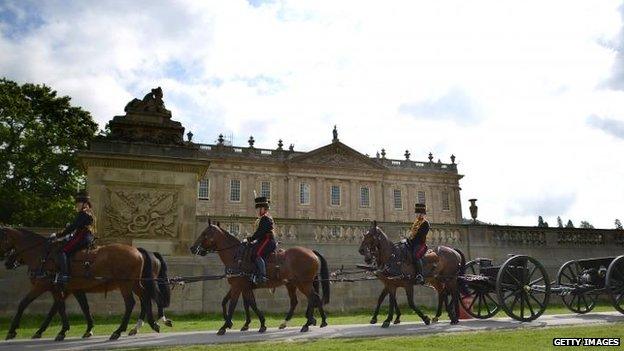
[0,227,158,341]
[190,220,330,335]
[358,222,465,326]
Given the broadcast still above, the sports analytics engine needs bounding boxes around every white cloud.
[1,0,624,228]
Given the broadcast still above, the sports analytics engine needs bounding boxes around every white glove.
[49,233,57,240]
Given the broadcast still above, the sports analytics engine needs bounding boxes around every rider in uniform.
[50,190,96,288]
[408,203,429,284]
[246,196,276,284]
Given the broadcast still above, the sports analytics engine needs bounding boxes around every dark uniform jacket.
[59,210,93,239]
[250,215,274,242]
[408,220,430,247]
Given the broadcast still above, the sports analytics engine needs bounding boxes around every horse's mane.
[373,226,389,240]
[214,225,240,243]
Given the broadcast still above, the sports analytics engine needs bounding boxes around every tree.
[0,78,98,227]
[557,216,563,228]
[579,221,594,229]
[616,219,623,230]
[537,216,547,227]
[565,220,574,228]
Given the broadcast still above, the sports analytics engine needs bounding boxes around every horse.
[0,226,159,341]
[358,221,466,326]
[190,220,330,335]
[3,243,173,338]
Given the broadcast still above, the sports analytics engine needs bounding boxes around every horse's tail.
[153,252,171,308]
[453,247,469,296]
[137,247,158,304]
[313,250,330,304]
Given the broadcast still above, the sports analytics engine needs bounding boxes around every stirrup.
[414,274,424,284]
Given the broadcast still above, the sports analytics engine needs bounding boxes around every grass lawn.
[133,323,624,351]
[0,303,618,340]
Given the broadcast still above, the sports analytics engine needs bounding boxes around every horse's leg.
[110,287,136,341]
[370,287,388,324]
[315,288,328,328]
[431,282,445,323]
[297,282,318,333]
[405,284,430,325]
[449,281,460,325]
[244,290,267,333]
[6,286,46,340]
[381,285,396,328]
[240,295,251,331]
[74,291,95,338]
[158,305,173,327]
[53,293,70,342]
[394,288,402,324]
[32,300,60,339]
[128,297,147,336]
[218,287,240,335]
[221,290,231,321]
[279,283,298,329]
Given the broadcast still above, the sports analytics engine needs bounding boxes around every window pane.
[260,181,271,199]
[198,178,209,199]
[360,187,370,207]
[442,191,450,211]
[230,179,241,202]
[331,185,341,206]
[393,189,402,209]
[417,191,426,205]
[299,183,310,204]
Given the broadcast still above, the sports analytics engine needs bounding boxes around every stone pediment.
[289,142,385,170]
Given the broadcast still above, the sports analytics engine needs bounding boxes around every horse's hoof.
[423,316,431,325]
[320,321,328,328]
[450,320,459,325]
[300,325,309,333]
[54,333,66,342]
[5,331,17,340]
[431,317,439,324]
[128,328,138,336]
[259,325,266,333]
[393,318,401,324]
[32,332,42,339]
[217,328,227,336]
[370,318,377,324]
[151,323,160,333]
[381,321,390,328]
[240,325,249,332]
[164,319,173,328]
[109,332,121,341]
[82,331,93,339]
[279,323,287,329]
[310,318,317,326]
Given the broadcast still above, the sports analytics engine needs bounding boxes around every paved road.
[1,312,622,351]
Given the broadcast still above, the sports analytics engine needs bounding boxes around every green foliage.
[565,219,574,228]
[537,216,548,227]
[579,221,594,229]
[0,78,98,227]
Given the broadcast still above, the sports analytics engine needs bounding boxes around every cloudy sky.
[1,0,623,228]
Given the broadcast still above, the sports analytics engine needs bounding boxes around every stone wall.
[1,222,623,316]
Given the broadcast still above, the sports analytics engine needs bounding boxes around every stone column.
[350,180,358,221]
[316,177,325,219]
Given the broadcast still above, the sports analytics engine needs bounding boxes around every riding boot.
[254,257,267,284]
[414,258,424,284]
[56,252,70,289]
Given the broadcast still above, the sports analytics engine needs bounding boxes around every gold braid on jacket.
[409,217,425,240]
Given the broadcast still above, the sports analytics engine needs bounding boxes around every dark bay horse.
[3,244,173,338]
[359,222,465,326]
[0,227,158,341]
[190,221,330,334]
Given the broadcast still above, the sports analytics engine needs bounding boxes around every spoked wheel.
[496,255,550,322]
[606,255,624,314]
[460,260,499,319]
[557,260,597,314]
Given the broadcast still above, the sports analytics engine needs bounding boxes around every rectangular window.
[393,189,403,210]
[230,179,241,202]
[330,185,341,206]
[260,181,271,199]
[299,182,311,205]
[228,223,241,236]
[417,191,426,205]
[198,178,210,199]
[442,191,450,211]
[360,187,370,208]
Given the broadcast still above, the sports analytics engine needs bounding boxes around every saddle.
[229,242,284,282]
[35,242,98,279]
[383,240,438,280]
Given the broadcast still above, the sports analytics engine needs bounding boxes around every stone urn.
[469,199,478,224]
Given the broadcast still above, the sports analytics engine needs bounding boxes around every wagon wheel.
[606,255,624,314]
[557,260,597,314]
[460,260,499,319]
[496,255,550,322]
